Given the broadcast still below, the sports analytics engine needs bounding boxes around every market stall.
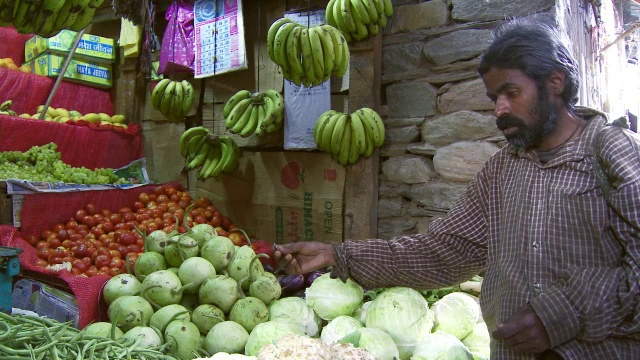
[0,0,491,359]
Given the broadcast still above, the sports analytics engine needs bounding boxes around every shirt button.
[532,241,539,249]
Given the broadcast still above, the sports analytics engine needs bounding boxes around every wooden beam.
[343,32,382,241]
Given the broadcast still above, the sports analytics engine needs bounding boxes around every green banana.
[273,22,297,70]
[207,141,227,180]
[313,110,336,147]
[337,120,352,165]
[230,101,256,134]
[186,135,207,162]
[239,104,259,137]
[350,0,371,25]
[351,5,369,41]
[362,127,374,158]
[187,141,211,170]
[308,26,325,82]
[225,97,253,129]
[170,80,184,121]
[0,100,12,111]
[259,97,275,129]
[348,118,361,165]
[349,111,367,155]
[340,0,357,33]
[329,113,348,156]
[223,89,251,118]
[0,0,17,23]
[181,80,194,119]
[219,135,239,173]
[332,0,352,43]
[360,108,385,147]
[382,0,393,17]
[151,79,171,110]
[267,17,293,62]
[265,90,284,116]
[69,0,104,31]
[320,112,342,152]
[14,0,43,29]
[196,143,216,179]
[179,126,210,157]
[54,0,90,30]
[368,23,379,36]
[378,13,387,28]
[315,26,335,80]
[159,81,177,115]
[325,0,337,27]
[199,143,222,180]
[361,0,379,24]
[285,26,304,80]
[372,0,384,15]
[299,28,316,87]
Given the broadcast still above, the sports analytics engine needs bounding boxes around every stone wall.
[376,0,623,239]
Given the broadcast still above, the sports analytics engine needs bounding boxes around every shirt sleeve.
[530,127,640,346]
[330,164,491,290]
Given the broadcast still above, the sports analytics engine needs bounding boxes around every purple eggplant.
[304,269,327,287]
[278,274,305,297]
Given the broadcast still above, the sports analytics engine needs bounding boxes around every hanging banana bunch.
[178,126,241,181]
[313,108,385,166]
[150,79,195,124]
[325,0,393,42]
[267,19,350,87]
[223,89,285,137]
[0,0,106,37]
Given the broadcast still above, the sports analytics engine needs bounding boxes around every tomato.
[163,225,176,233]
[109,213,122,224]
[84,246,97,258]
[117,245,128,257]
[47,237,62,249]
[147,222,159,233]
[125,252,139,273]
[194,215,207,224]
[165,186,177,196]
[53,223,65,232]
[85,267,98,277]
[126,244,141,253]
[35,258,47,268]
[118,231,136,246]
[81,215,96,228]
[108,242,119,250]
[61,256,75,264]
[26,235,39,247]
[156,194,169,203]
[72,243,86,258]
[108,249,121,259]
[133,201,145,211]
[109,267,123,277]
[210,213,222,227]
[110,258,125,270]
[138,192,150,204]
[125,221,137,231]
[149,194,157,202]
[91,227,105,238]
[70,268,83,275]
[178,199,190,209]
[95,254,111,268]
[203,210,213,220]
[101,209,112,218]
[228,232,244,246]
[96,270,109,277]
[222,216,232,230]
[61,239,76,249]
[37,247,51,260]
[114,222,128,231]
[41,230,54,239]
[157,202,168,213]
[85,203,96,216]
[154,185,166,196]
[215,228,229,237]
[36,241,50,250]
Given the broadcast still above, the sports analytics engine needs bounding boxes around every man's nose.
[494,96,510,117]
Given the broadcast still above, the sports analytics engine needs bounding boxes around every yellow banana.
[329,113,348,156]
[267,17,293,62]
[308,26,326,82]
[349,111,367,155]
[299,28,316,87]
[337,120,352,165]
[223,89,251,118]
[225,97,253,129]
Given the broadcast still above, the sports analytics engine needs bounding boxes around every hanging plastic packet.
[159,0,195,75]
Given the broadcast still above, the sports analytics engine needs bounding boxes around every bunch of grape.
[0,143,130,185]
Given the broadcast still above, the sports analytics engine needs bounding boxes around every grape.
[0,143,132,185]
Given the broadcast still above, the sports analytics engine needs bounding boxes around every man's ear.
[548,70,566,95]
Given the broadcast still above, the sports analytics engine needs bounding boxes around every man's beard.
[496,89,560,149]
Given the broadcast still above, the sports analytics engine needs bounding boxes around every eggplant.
[304,269,327,287]
[263,264,276,274]
[277,274,305,297]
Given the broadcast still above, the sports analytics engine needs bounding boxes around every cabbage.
[461,322,490,359]
[353,300,371,325]
[340,328,400,360]
[365,287,433,360]
[432,292,480,339]
[320,315,363,344]
[305,273,364,321]
[244,320,305,356]
[411,331,473,360]
[268,297,322,337]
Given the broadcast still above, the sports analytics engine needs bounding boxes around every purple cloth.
[159,1,195,75]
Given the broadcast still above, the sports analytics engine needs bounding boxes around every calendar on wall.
[193,0,248,78]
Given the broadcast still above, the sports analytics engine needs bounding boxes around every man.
[275,22,640,359]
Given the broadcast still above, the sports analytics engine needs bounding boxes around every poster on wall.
[283,10,331,150]
[193,0,248,78]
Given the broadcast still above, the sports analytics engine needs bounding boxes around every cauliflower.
[256,334,375,360]
[195,353,257,360]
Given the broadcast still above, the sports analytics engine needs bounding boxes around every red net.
[0,115,142,169]
[0,183,184,328]
[0,26,34,66]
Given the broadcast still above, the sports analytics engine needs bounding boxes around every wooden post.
[343,32,382,240]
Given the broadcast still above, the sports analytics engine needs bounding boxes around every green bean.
[0,340,59,355]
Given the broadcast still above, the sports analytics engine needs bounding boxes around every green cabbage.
[305,274,364,321]
[411,331,473,360]
[432,292,480,339]
[320,315,363,344]
[365,287,434,360]
[461,322,490,358]
[268,297,322,337]
[340,328,400,360]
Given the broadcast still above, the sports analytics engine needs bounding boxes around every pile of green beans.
[0,312,178,360]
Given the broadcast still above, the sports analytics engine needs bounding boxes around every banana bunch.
[326,0,393,42]
[313,107,385,166]
[179,126,240,181]
[223,89,285,137]
[151,79,195,123]
[0,100,16,116]
[267,19,349,87]
[1,0,105,37]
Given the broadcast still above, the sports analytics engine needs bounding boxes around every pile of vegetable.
[0,312,177,359]
[24,184,243,277]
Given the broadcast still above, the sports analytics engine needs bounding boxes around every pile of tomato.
[24,184,241,277]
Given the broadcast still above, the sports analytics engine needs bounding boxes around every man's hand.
[274,242,335,275]
[492,304,551,354]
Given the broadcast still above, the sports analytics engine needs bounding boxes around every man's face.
[482,67,560,149]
